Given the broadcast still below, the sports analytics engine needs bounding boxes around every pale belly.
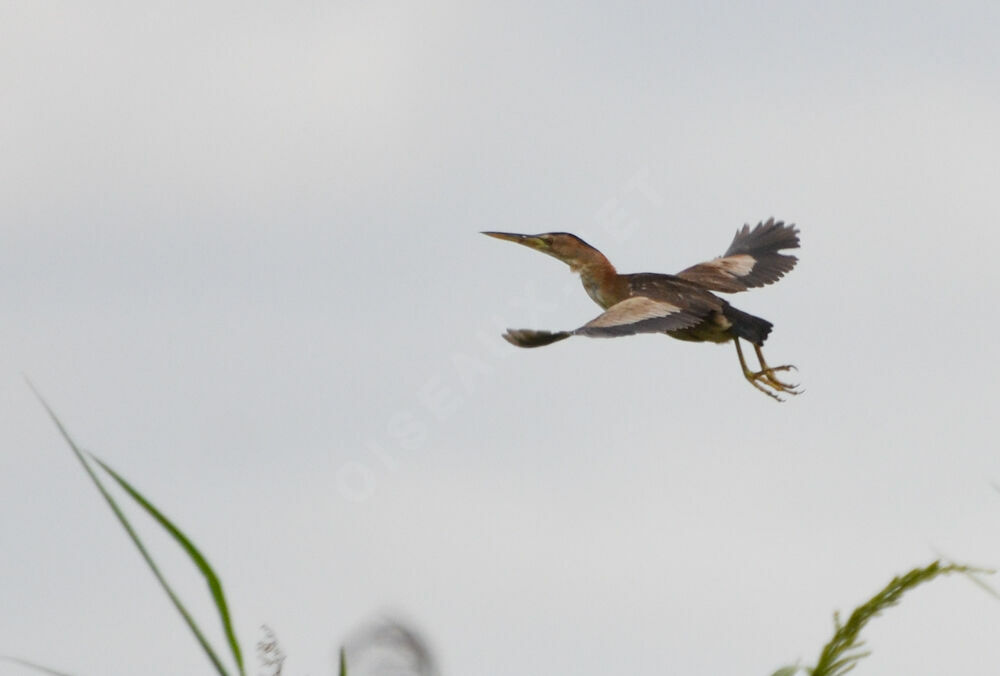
[668,312,733,343]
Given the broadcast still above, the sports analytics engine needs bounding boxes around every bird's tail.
[503,328,572,348]
[723,306,773,346]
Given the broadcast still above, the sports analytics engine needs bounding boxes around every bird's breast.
[579,268,627,309]
[581,277,617,309]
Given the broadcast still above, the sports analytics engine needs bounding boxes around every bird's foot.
[759,365,801,392]
[743,365,802,401]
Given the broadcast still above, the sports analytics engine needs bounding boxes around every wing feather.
[503,294,714,346]
[676,218,800,293]
[574,296,705,337]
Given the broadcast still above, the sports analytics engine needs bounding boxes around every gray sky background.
[3,2,1000,675]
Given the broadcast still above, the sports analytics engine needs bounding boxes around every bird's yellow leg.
[753,344,801,395]
[734,339,784,401]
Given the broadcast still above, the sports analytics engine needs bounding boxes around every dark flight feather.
[676,218,799,293]
[503,329,572,348]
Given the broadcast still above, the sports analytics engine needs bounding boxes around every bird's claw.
[744,365,802,401]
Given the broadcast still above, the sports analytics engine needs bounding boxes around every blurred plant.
[341,617,438,676]
[0,656,73,676]
[257,625,286,676]
[771,560,992,676]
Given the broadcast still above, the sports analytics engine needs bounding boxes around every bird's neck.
[577,258,625,309]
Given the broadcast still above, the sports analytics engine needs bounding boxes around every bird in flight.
[483,218,801,400]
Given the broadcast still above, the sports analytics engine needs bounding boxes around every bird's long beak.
[481,231,547,250]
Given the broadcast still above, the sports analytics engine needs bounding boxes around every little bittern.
[483,219,801,400]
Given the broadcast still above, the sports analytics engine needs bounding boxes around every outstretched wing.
[676,218,800,293]
[575,296,706,337]
[503,295,712,347]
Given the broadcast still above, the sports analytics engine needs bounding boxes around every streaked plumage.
[482,218,801,400]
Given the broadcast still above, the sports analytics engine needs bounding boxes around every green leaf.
[92,455,244,676]
[29,382,241,676]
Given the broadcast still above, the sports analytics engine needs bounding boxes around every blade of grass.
[90,455,244,676]
[28,382,238,676]
[0,656,75,676]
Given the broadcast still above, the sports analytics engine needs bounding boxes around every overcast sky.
[3,2,1000,675]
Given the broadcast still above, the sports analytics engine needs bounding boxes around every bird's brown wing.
[503,275,723,347]
[503,296,707,347]
[675,218,800,293]
[574,296,707,337]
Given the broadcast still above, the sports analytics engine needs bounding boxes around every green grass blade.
[90,455,244,675]
[0,656,75,676]
[28,383,234,676]
[339,647,348,676]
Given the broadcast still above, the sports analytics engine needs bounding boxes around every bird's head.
[481,231,605,272]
